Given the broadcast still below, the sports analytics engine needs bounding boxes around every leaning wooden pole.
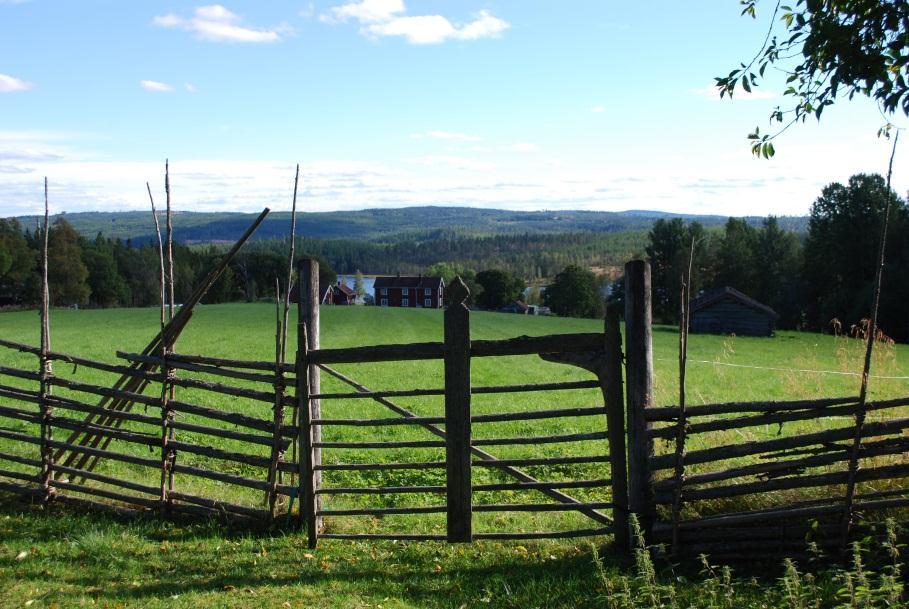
[38,177,54,504]
[56,208,271,474]
[841,132,900,549]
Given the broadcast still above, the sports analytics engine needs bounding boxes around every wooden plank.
[470,333,604,357]
[471,406,606,424]
[308,342,444,364]
[474,528,614,540]
[624,259,655,538]
[444,277,472,543]
[646,396,858,421]
[649,415,909,470]
[471,431,608,446]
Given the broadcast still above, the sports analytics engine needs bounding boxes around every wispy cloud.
[140,80,174,92]
[0,73,34,93]
[185,83,197,93]
[591,105,605,113]
[323,1,508,44]
[323,0,404,24]
[411,130,482,142]
[691,84,777,101]
[153,5,290,43]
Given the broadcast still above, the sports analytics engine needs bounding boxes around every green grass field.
[1,304,908,608]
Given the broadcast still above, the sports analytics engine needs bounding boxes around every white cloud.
[153,5,290,43]
[185,83,197,93]
[691,84,777,101]
[140,80,174,92]
[323,1,508,44]
[591,105,605,113]
[0,73,34,93]
[322,0,404,24]
[411,130,482,142]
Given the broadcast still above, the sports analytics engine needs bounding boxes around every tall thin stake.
[671,237,695,554]
[267,165,300,514]
[147,183,166,333]
[39,177,54,504]
[841,132,900,549]
[162,162,177,509]
[165,159,175,322]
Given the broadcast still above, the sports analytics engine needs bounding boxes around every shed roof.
[690,286,779,320]
[374,275,444,289]
[335,282,356,297]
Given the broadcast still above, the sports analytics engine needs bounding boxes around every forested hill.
[12,207,808,244]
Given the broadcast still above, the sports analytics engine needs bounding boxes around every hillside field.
[0,304,907,608]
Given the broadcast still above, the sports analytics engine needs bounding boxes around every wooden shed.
[689,287,779,337]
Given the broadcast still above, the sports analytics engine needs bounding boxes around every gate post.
[297,258,322,546]
[603,303,629,552]
[624,260,655,542]
[444,277,472,543]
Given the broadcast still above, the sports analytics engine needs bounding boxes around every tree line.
[2,172,905,340]
[640,173,909,342]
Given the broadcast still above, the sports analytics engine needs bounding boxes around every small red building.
[374,275,444,308]
[321,281,357,306]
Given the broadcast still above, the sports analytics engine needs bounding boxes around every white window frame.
[402,288,409,296]
[380,298,388,306]
[424,288,431,295]
[424,299,432,308]
[380,288,387,295]
[402,298,409,307]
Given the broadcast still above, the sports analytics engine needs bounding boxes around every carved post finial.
[448,276,470,306]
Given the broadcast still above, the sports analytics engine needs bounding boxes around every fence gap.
[444,277,472,543]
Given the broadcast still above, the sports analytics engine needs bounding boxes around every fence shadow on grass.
[0,497,610,609]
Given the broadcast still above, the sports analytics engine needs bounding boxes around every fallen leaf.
[303,553,315,559]
[24,601,34,607]
[15,551,28,561]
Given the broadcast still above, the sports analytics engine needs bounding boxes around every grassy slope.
[0,305,907,608]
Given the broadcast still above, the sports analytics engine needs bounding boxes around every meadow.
[1,304,908,608]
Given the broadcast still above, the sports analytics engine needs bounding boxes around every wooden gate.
[295,263,629,549]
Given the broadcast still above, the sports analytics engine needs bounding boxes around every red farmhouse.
[374,275,444,308]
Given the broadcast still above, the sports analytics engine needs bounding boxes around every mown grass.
[1,304,908,608]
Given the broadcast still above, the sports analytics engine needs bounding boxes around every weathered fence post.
[603,302,629,552]
[444,277,472,543]
[624,260,655,541]
[297,258,321,546]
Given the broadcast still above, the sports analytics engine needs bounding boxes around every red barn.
[374,275,444,308]
[321,281,357,306]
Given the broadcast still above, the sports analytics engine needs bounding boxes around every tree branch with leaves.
[717,0,909,157]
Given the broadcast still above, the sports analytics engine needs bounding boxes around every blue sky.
[0,0,906,217]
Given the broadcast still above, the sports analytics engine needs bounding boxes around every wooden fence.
[0,258,629,550]
[1,257,908,560]
[622,260,909,560]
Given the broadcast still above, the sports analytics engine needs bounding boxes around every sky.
[0,0,906,218]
